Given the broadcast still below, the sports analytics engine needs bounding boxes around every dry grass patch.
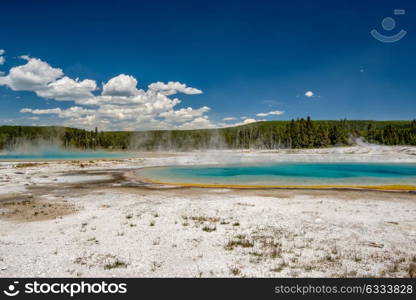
[104,260,128,270]
[0,198,77,222]
[202,225,217,232]
[225,234,255,250]
[225,232,282,260]
[74,253,128,270]
[229,266,242,276]
[181,215,236,231]
[14,162,48,168]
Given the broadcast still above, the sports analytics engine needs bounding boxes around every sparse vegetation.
[225,235,255,250]
[182,215,233,230]
[0,199,76,222]
[87,237,99,245]
[15,162,47,168]
[270,260,288,273]
[409,263,416,278]
[202,225,217,232]
[229,266,241,276]
[190,216,220,223]
[104,260,128,270]
[150,261,162,272]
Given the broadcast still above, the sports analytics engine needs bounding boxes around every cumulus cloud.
[0,56,63,91]
[3,52,210,130]
[0,56,97,102]
[36,77,97,101]
[148,81,202,95]
[102,74,139,97]
[160,106,210,123]
[256,110,284,117]
[175,116,215,130]
[305,91,314,98]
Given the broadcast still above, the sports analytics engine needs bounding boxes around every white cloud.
[242,118,258,124]
[20,106,95,118]
[148,81,202,95]
[6,54,212,130]
[223,117,237,121]
[256,110,284,117]
[220,118,265,128]
[37,77,97,101]
[0,56,97,102]
[20,108,62,114]
[160,106,210,123]
[102,74,139,97]
[0,56,63,91]
[0,49,4,65]
[175,116,215,130]
[305,91,314,98]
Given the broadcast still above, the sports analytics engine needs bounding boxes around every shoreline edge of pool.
[140,176,416,191]
[135,162,416,191]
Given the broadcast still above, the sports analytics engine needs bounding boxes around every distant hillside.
[1,118,415,151]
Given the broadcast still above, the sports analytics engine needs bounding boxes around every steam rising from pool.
[0,145,126,161]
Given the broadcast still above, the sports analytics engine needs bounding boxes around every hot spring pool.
[0,149,127,161]
[137,163,416,189]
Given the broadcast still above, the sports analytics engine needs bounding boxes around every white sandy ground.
[0,145,416,277]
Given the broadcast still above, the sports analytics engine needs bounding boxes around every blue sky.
[0,0,415,130]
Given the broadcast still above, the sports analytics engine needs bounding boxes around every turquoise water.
[0,149,126,160]
[138,163,416,186]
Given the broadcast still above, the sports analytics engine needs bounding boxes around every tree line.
[1,118,415,151]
